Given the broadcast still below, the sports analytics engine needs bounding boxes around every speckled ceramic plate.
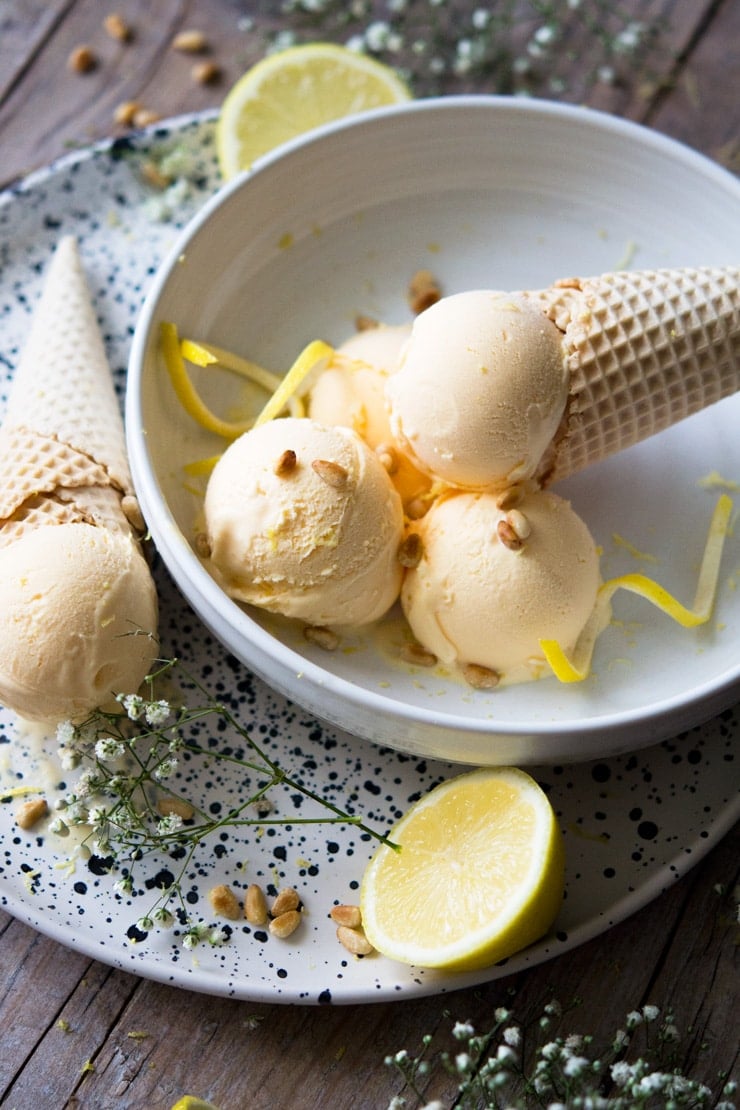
[0,115,738,1005]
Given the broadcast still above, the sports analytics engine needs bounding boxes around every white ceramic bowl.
[127,96,740,766]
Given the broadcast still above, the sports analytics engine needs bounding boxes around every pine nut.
[336,925,374,955]
[330,904,362,928]
[16,798,48,830]
[208,884,241,920]
[244,884,268,926]
[269,909,302,939]
[271,887,300,916]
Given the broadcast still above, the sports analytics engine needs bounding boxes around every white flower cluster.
[262,0,661,97]
[384,1001,736,1109]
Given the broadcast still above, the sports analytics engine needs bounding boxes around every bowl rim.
[126,94,740,746]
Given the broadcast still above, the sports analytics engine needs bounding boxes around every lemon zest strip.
[254,339,333,427]
[1,785,43,801]
[540,494,733,684]
[160,322,254,439]
[183,455,222,477]
[180,339,304,416]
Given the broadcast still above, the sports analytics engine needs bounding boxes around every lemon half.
[170,1099,220,1110]
[216,43,412,179]
[360,767,565,972]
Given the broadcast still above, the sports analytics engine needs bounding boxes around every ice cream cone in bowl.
[529,266,740,486]
[0,236,158,724]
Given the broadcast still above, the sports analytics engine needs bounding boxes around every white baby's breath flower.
[364,20,393,51]
[625,1009,643,1029]
[502,1026,521,1047]
[144,699,171,726]
[153,757,178,782]
[157,813,183,835]
[208,927,229,946]
[496,1044,517,1063]
[119,693,145,720]
[612,1028,629,1050]
[453,1020,475,1040]
[614,21,644,52]
[56,721,75,745]
[563,1055,590,1078]
[642,1004,660,1022]
[95,737,125,761]
[610,1060,634,1086]
[455,1052,471,1073]
[65,802,90,825]
[59,748,81,771]
[533,23,558,46]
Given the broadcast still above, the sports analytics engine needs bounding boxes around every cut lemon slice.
[170,1099,220,1110]
[360,767,564,972]
[217,43,412,179]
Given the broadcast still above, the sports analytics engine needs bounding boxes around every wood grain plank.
[0,0,72,101]
[646,0,740,168]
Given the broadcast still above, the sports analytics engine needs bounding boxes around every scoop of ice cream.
[308,324,411,445]
[0,523,158,723]
[387,291,568,489]
[308,324,430,509]
[204,417,405,627]
[401,489,601,684]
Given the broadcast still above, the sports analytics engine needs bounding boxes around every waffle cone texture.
[0,236,141,546]
[528,266,740,485]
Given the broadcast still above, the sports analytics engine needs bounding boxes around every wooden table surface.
[1,2,738,1108]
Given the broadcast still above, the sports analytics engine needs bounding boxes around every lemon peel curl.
[541,494,733,683]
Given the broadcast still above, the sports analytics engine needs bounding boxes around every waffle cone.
[0,237,142,544]
[526,267,740,485]
[3,235,133,495]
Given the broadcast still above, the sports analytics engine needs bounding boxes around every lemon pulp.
[360,767,564,972]
[217,43,411,178]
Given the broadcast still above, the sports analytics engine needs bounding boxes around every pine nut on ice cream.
[400,489,602,685]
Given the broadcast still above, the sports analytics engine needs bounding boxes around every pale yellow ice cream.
[308,323,430,510]
[308,324,411,445]
[387,290,568,490]
[0,524,158,722]
[204,417,405,627]
[401,489,601,684]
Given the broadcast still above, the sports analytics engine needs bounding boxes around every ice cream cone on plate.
[0,236,158,724]
[528,266,740,485]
